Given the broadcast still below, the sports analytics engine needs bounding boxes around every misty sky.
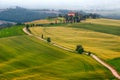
[0,0,120,9]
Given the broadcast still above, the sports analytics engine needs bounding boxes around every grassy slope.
[0,24,115,79]
[26,17,65,25]
[76,19,120,73]
[82,18,120,26]
[30,19,120,73]
[26,20,53,24]
[0,36,114,79]
[68,23,120,36]
[107,58,120,74]
[30,27,120,59]
[0,25,25,38]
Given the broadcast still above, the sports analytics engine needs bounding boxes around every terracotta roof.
[68,12,76,14]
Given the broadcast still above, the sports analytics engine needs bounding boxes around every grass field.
[82,18,120,26]
[30,27,120,59]
[0,25,25,38]
[0,24,116,79]
[0,35,114,79]
[26,20,54,24]
[30,18,120,74]
[26,17,64,25]
[68,23,120,36]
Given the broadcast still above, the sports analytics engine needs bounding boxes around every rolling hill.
[0,23,115,79]
[29,18,120,74]
[0,25,25,38]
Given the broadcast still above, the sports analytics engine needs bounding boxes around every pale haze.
[0,0,120,9]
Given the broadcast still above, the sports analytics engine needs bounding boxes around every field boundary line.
[23,27,120,80]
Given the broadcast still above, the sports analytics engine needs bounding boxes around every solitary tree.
[41,34,43,39]
[26,24,29,29]
[47,37,51,43]
[75,45,84,54]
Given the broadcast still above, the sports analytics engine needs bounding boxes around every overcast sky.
[0,0,120,9]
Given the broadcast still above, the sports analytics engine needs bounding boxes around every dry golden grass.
[26,17,65,24]
[30,27,120,60]
[82,18,120,26]
[25,20,54,24]
[26,20,51,24]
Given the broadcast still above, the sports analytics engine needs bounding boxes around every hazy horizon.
[0,0,120,10]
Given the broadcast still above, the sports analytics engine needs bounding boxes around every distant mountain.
[0,9,5,12]
[0,7,57,23]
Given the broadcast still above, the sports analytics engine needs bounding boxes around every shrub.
[47,37,51,43]
[36,24,43,26]
[41,34,43,39]
[50,23,54,25]
[75,45,84,54]
[26,24,29,29]
[88,52,91,56]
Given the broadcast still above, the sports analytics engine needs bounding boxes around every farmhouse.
[68,12,76,16]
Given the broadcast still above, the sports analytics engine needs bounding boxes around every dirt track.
[23,27,120,79]
[91,54,120,79]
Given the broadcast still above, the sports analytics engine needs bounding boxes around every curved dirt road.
[23,27,120,79]
[91,54,120,79]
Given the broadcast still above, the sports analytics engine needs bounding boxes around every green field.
[68,23,120,36]
[0,25,115,79]
[30,19,120,74]
[0,25,25,38]
[0,35,115,79]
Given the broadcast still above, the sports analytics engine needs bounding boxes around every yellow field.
[82,18,120,26]
[30,27,120,60]
[26,20,54,24]
[0,26,115,79]
[26,17,65,24]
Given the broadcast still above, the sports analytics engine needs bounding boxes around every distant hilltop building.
[68,12,76,16]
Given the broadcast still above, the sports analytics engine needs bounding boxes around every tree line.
[58,13,100,23]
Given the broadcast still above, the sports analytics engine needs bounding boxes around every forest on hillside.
[0,7,56,23]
